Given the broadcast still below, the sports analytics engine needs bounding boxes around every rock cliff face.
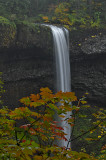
[70,30,106,107]
[0,23,106,108]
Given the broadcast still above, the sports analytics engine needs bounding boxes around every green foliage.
[0,16,12,24]
[0,16,16,28]
[72,106,106,154]
[0,0,31,17]
[0,84,105,159]
[47,1,105,30]
[0,0,105,29]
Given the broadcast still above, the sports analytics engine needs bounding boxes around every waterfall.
[50,25,71,148]
[50,26,70,92]
[43,24,71,148]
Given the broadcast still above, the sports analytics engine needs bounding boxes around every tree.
[0,85,105,159]
[0,0,105,28]
[46,0,106,29]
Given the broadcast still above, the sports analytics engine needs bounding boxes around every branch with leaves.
[0,86,105,159]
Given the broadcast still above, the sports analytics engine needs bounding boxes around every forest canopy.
[0,0,105,30]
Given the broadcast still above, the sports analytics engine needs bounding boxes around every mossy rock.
[0,16,16,48]
[15,21,53,52]
[0,17,52,52]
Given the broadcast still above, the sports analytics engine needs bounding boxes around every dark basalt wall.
[71,54,106,107]
[0,23,106,108]
[0,47,54,108]
[70,30,106,107]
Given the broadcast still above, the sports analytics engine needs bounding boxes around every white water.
[43,25,71,148]
[50,25,71,148]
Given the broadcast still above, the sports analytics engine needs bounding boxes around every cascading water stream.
[50,25,71,148]
[43,24,71,148]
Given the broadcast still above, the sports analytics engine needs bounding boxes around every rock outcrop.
[0,22,106,108]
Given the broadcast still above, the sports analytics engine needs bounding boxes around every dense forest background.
[0,0,106,30]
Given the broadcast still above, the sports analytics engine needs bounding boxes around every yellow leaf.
[34,156,43,160]
[81,100,87,104]
[59,115,65,118]
[91,35,96,38]
[42,16,49,22]
[98,135,101,138]
[85,92,89,95]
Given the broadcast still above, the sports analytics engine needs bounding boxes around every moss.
[0,16,16,47]
[0,17,52,50]
[15,20,40,32]
[18,20,35,29]
[0,16,16,28]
